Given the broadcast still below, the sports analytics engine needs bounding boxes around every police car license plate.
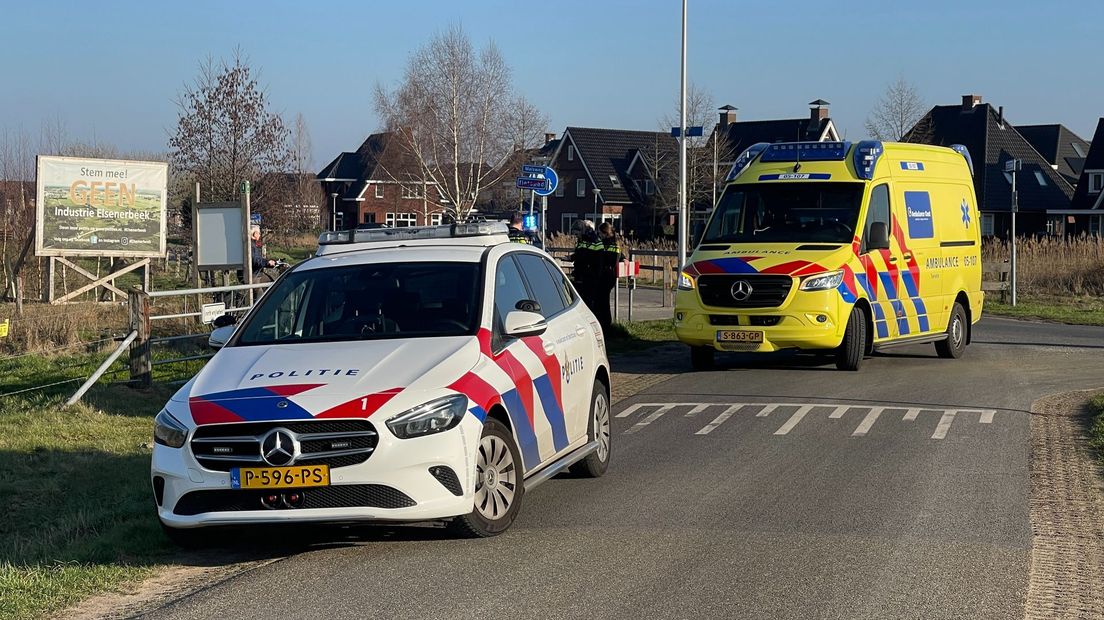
[716,330,763,345]
[231,465,329,490]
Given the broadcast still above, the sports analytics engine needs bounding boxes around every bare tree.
[169,51,291,206]
[374,25,548,221]
[864,77,926,141]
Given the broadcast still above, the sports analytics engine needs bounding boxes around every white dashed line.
[625,404,674,434]
[774,405,814,436]
[852,407,885,437]
[756,404,779,417]
[932,410,957,440]
[696,404,743,435]
[828,406,847,419]
[685,404,710,417]
[903,408,921,421]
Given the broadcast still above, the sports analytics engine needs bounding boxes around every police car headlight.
[387,395,468,439]
[677,271,696,291]
[799,270,844,291]
[153,410,188,448]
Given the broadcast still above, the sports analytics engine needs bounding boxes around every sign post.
[1005,159,1021,306]
[517,165,557,246]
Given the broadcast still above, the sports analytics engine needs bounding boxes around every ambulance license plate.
[715,330,763,344]
[231,465,329,489]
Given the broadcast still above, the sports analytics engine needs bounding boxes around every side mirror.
[514,299,541,313]
[503,310,547,338]
[212,313,237,328]
[866,221,890,252]
[208,325,236,349]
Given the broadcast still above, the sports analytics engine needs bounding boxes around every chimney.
[809,99,830,123]
[544,132,557,144]
[961,94,982,110]
[718,104,738,130]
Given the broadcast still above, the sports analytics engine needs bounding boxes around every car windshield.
[701,182,864,244]
[235,261,481,346]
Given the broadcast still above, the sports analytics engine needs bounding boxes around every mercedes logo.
[730,280,754,301]
[260,428,297,466]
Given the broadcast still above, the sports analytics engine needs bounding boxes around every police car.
[152,222,611,541]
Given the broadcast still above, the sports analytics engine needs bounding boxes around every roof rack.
[316,222,510,256]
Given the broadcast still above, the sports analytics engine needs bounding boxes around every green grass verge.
[605,319,676,355]
[985,295,1104,326]
[0,384,176,620]
[1089,394,1104,455]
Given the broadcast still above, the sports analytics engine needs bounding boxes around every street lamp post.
[330,192,338,231]
[593,187,601,225]
[677,0,688,270]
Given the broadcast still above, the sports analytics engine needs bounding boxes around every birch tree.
[864,77,926,141]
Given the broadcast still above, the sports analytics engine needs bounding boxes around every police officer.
[593,222,623,331]
[569,219,603,319]
[507,212,541,247]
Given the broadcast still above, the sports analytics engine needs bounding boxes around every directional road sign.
[516,176,551,191]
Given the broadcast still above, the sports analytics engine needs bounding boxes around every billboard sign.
[194,202,245,271]
[36,156,167,258]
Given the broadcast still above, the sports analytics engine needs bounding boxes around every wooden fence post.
[128,287,152,388]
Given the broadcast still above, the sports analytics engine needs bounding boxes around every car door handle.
[575,326,586,337]
[888,257,898,263]
[903,254,913,260]
[544,340,556,355]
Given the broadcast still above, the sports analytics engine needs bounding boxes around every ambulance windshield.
[702,182,864,244]
[235,262,481,345]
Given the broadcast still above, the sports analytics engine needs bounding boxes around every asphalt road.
[143,317,1104,620]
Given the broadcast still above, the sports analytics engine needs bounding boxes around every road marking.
[625,405,674,434]
[696,404,742,435]
[616,403,645,418]
[774,405,814,436]
[616,402,700,418]
[932,410,957,439]
[828,406,847,419]
[756,404,779,417]
[903,408,921,421]
[970,410,996,424]
[685,404,710,417]
[852,407,885,437]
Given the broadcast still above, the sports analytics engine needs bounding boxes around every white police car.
[152,223,611,541]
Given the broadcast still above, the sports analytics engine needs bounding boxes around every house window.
[567,145,574,161]
[555,182,564,197]
[1089,172,1104,194]
[981,213,995,237]
[561,212,578,232]
[644,179,655,195]
[575,178,586,198]
[385,212,417,227]
[375,184,384,199]
[401,184,422,199]
[1034,171,1047,187]
[1090,215,1101,237]
[608,174,622,189]
[430,213,443,226]
[1072,142,1087,158]
[362,212,376,224]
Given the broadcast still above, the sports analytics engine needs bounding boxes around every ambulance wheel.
[450,419,524,538]
[936,302,968,359]
[690,346,715,370]
[571,381,611,478]
[835,307,867,371]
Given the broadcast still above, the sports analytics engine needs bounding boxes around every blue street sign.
[516,176,551,191]
[534,166,558,197]
[522,164,546,175]
[250,213,262,225]
[671,126,704,138]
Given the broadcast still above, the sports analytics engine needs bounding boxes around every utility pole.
[677,0,688,270]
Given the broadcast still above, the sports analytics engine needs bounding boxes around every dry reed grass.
[983,236,1104,297]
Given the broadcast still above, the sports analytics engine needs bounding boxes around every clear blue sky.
[2,0,1099,168]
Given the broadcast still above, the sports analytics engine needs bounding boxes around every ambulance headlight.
[799,270,844,291]
[677,271,696,291]
[153,410,188,448]
[387,395,468,439]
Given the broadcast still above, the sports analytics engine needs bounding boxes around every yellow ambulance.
[674,140,982,370]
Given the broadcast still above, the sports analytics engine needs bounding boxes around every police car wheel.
[571,381,611,478]
[835,307,867,371]
[450,419,524,538]
[690,346,715,370]
[935,302,968,359]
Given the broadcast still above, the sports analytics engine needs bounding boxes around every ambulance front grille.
[189,420,378,472]
[697,275,792,308]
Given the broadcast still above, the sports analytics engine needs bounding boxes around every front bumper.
[673,287,848,352]
[153,416,482,529]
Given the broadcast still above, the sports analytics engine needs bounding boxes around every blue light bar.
[852,140,883,180]
[949,144,974,177]
[725,142,769,182]
[759,141,851,163]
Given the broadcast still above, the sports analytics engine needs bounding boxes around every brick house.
[317,132,451,230]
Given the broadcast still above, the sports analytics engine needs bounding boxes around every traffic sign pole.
[1005,159,1020,307]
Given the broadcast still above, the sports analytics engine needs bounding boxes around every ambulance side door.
[895,186,942,334]
[859,183,897,341]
